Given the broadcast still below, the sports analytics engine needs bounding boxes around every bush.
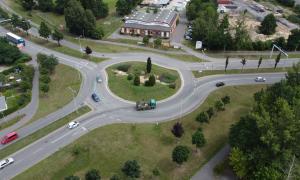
[40,74,51,84]
[159,73,177,83]
[215,100,225,111]
[133,75,140,86]
[152,168,160,176]
[15,54,32,64]
[85,169,101,180]
[143,36,150,45]
[122,160,141,178]
[169,83,176,89]
[17,93,30,106]
[221,95,231,105]
[40,68,50,75]
[64,175,80,180]
[91,27,104,40]
[144,80,151,86]
[127,74,133,80]
[214,159,228,175]
[172,145,190,164]
[116,64,131,72]
[196,111,209,123]
[40,83,49,93]
[20,81,31,92]
[110,175,120,180]
[207,107,214,118]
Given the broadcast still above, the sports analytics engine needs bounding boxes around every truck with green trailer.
[136,99,156,111]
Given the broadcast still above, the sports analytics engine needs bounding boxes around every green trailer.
[136,99,156,111]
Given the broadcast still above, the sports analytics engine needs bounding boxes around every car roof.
[6,132,17,137]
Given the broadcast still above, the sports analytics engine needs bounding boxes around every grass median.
[29,64,82,123]
[107,62,181,101]
[193,67,290,78]
[0,106,91,160]
[15,85,266,180]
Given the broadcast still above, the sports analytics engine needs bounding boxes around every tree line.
[186,0,300,51]
[228,62,300,179]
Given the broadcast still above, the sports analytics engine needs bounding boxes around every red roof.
[217,0,231,4]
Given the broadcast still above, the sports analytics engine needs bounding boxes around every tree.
[122,160,141,178]
[171,122,184,138]
[206,107,214,118]
[52,29,64,46]
[37,0,54,12]
[55,0,69,14]
[110,175,120,180]
[85,169,101,180]
[229,147,248,178]
[274,52,281,69]
[133,75,140,86]
[11,14,20,29]
[257,56,263,70]
[39,22,51,40]
[64,175,80,180]
[260,14,277,35]
[37,54,58,73]
[148,74,156,86]
[286,62,300,86]
[20,19,31,35]
[80,0,109,18]
[215,100,225,111]
[196,111,209,123]
[21,0,36,11]
[172,145,190,165]
[153,7,158,14]
[221,95,230,105]
[146,57,152,73]
[154,38,162,48]
[287,29,300,51]
[116,0,134,16]
[225,56,229,72]
[143,36,149,45]
[40,83,49,93]
[65,0,97,37]
[192,129,206,150]
[240,58,247,71]
[85,46,93,55]
[40,74,51,84]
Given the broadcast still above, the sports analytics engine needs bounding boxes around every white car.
[68,121,79,129]
[255,77,266,82]
[0,157,14,169]
[96,76,102,83]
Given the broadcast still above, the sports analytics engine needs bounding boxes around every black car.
[216,82,225,87]
[91,93,100,102]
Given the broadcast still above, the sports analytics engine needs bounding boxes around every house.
[121,9,179,39]
[140,0,170,7]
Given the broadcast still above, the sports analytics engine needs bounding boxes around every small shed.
[0,96,7,112]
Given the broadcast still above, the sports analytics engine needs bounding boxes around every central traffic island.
[106,61,181,102]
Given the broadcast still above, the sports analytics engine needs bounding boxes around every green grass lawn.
[164,53,204,62]
[107,62,181,101]
[0,106,91,160]
[29,64,82,123]
[0,115,24,131]
[14,85,266,180]
[193,67,289,78]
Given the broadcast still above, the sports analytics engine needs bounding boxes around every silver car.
[255,77,266,82]
[0,157,14,169]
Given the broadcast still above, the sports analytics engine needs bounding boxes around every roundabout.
[106,61,181,101]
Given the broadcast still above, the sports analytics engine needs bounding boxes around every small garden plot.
[107,62,181,101]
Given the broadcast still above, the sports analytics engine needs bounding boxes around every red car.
[1,132,18,144]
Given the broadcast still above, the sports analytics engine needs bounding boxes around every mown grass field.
[29,64,82,123]
[193,67,289,78]
[107,62,181,101]
[15,85,266,180]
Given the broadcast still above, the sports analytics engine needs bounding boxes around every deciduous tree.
[172,145,190,165]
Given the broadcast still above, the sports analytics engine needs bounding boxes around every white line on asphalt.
[81,127,88,131]
[50,132,72,144]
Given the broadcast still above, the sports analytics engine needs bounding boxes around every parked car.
[68,121,79,129]
[0,157,14,169]
[255,77,266,82]
[91,93,100,102]
[216,82,225,87]
[1,132,18,145]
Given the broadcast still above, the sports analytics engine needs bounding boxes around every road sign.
[195,41,202,49]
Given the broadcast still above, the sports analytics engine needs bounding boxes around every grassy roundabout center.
[107,62,181,101]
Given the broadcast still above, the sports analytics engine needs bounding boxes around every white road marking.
[81,127,88,131]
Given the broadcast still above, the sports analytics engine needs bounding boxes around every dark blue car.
[92,93,100,102]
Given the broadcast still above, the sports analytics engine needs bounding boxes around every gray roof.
[0,96,7,112]
[124,10,177,31]
[141,0,170,5]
